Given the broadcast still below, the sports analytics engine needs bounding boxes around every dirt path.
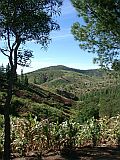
[11,146,120,160]
[42,146,120,160]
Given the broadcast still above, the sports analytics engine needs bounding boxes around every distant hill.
[20,65,120,119]
[1,65,120,122]
[25,65,108,98]
[27,65,103,77]
[43,65,103,77]
[26,65,104,83]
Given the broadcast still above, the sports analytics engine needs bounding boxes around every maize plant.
[0,115,120,156]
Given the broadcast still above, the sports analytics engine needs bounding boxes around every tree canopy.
[0,0,62,69]
[112,59,120,71]
[0,1,62,159]
[71,0,120,68]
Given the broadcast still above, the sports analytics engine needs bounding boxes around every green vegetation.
[74,85,120,123]
[71,0,120,67]
[26,65,105,95]
[0,0,120,158]
[1,64,120,158]
[0,0,62,158]
[1,64,120,121]
[0,115,120,157]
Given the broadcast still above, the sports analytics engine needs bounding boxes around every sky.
[0,0,99,74]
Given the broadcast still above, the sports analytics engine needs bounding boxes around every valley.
[0,65,120,159]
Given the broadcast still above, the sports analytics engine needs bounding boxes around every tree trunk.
[4,70,13,160]
[3,34,20,159]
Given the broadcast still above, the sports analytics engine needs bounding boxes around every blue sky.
[0,0,99,74]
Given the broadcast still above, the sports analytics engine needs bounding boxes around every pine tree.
[25,75,28,85]
[21,69,24,84]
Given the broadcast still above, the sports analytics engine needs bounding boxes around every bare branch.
[0,48,9,58]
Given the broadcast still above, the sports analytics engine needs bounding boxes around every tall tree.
[0,0,62,159]
[112,59,120,71]
[24,74,28,85]
[20,69,24,83]
[71,0,120,68]
[0,64,5,74]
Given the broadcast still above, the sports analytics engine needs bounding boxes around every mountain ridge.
[24,65,106,99]
[26,65,101,76]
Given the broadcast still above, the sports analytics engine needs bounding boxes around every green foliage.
[0,64,11,89]
[112,59,120,71]
[71,0,120,67]
[20,69,24,83]
[1,64,120,121]
[0,0,62,47]
[0,1,62,154]
[0,0,62,88]
[75,105,99,124]
[10,99,25,116]
[31,103,64,122]
[27,67,64,84]
[3,66,119,121]
[27,65,103,84]
[75,84,120,119]
[26,65,103,98]
[19,69,29,85]
[0,115,119,155]
[0,64,5,74]
[4,94,66,122]
[24,75,28,85]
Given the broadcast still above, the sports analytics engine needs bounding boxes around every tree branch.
[7,28,12,51]
[13,35,21,73]
[0,48,10,58]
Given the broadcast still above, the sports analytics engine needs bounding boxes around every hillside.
[1,65,120,158]
[1,65,120,121]
[26,65,104,83]
[25,65,114,98]
[27,65,103,76]
[23,65,120,118]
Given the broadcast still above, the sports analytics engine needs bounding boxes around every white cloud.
[51,33,72,40]
[50,27,73,40]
